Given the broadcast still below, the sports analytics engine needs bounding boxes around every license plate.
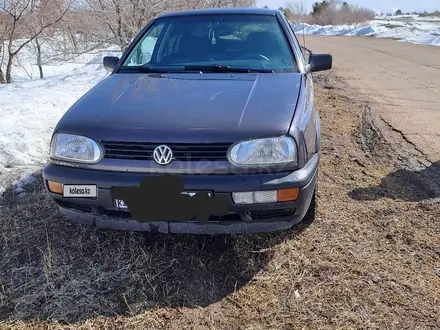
[114,191,211,209]
[63,185,97,197]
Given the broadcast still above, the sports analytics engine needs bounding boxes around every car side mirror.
[103,56,120,72]
[305,54,332,73]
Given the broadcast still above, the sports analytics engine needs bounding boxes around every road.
[305,35,440,163]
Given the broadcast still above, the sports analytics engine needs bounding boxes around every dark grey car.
[42,8,332,234]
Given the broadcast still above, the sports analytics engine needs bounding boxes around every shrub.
[286,0,375,26]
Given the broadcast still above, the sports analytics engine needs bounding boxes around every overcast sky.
[256,0,440,14]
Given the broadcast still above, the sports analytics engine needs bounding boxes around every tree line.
[278,0,375,26]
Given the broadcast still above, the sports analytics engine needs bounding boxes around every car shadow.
[0,170,314,323]
[348,161,440,202]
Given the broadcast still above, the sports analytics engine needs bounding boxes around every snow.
[0,45,121,196]
[291,15,440,47]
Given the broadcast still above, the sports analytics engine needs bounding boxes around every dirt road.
[305,35,440,163]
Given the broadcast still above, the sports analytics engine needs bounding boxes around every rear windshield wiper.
[184,64,274,73]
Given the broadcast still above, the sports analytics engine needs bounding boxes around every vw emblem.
[153,145,173,165]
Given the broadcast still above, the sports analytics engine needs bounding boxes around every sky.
[256,0,440,14]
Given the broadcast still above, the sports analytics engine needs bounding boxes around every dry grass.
[0,74,439,329]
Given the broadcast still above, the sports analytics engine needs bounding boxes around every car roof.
[158,7,279,18]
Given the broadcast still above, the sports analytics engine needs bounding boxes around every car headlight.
[50,133,102,163]
[228,136,297,166]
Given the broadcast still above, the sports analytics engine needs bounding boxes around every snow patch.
[291,15,440,47]
[0,46,121,196]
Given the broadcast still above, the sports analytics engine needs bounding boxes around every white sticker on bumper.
[63,185,97,198]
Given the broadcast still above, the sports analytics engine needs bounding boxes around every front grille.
[101,141,231,161]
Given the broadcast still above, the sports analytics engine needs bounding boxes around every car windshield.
[121,14,298,73]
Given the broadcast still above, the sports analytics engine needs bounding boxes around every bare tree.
[0,0,70,83]
[85,0,167,51]
[0,42,5,83]
[0,12,9,83]
[286,0,374,26]
[33,36,42,78]
[85,0,256,51]
[285,0,308,23]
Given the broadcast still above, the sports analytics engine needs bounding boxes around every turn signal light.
[277,188,300,202]
[47,181,63,194]
[232,188,300,204]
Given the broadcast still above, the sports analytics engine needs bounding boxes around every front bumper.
[42,154,319,234]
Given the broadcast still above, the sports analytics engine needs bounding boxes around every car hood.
[56,72,303,142]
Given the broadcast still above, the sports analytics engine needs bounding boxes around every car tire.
[303,183,317,224]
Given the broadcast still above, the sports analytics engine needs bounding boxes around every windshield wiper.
[119,64,177,73]
[184,64,274,73]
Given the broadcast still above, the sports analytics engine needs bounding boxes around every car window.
[124,23,165,66]
[121,14,299,73]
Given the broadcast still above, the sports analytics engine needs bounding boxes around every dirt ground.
[0,72,439,329]
[305,35,440,163]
